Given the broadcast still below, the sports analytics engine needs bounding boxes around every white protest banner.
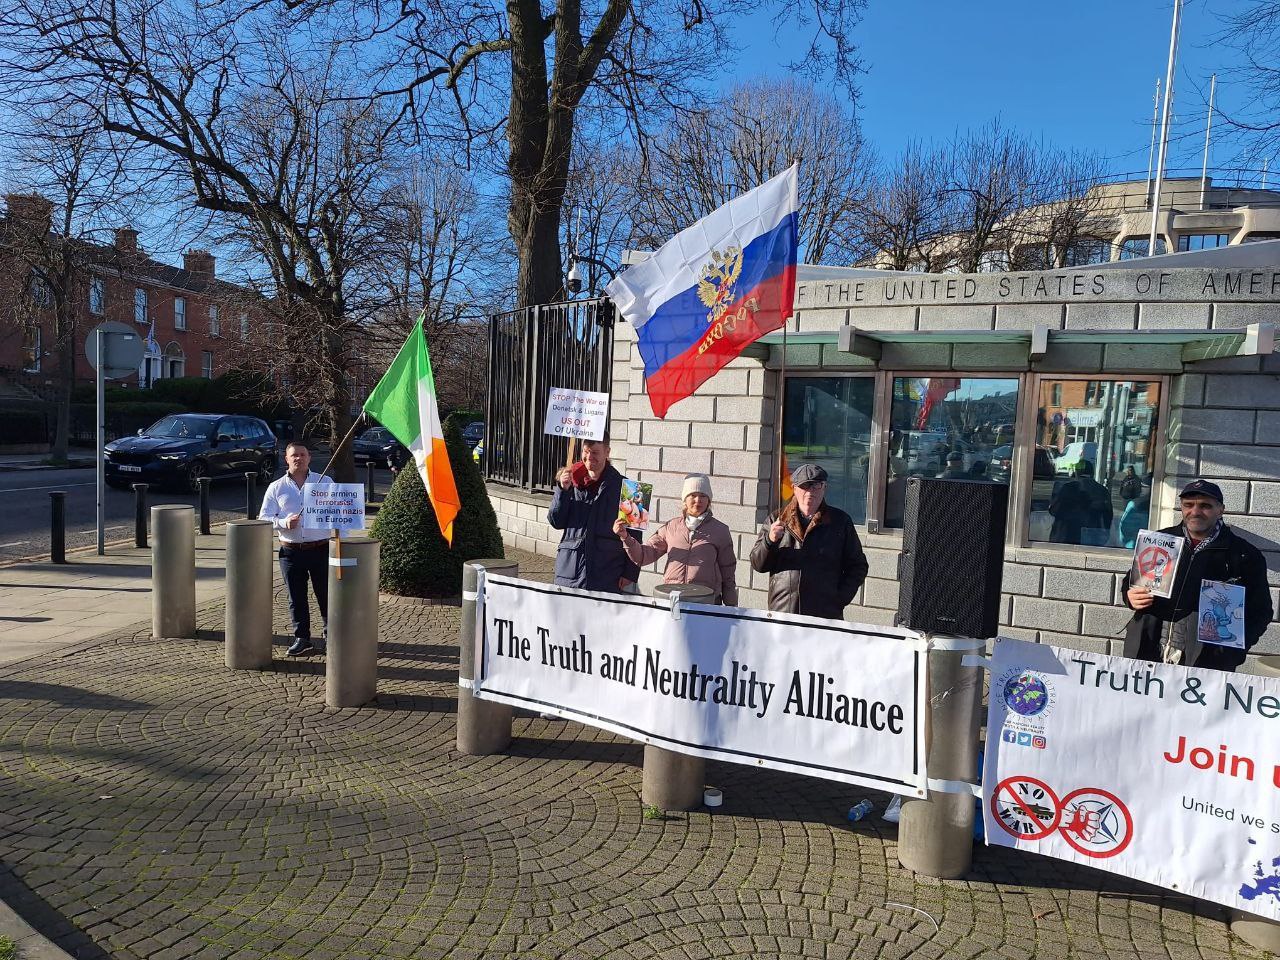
[474,574,929,795]
[984,637,1280,920]
[543,388,609,440]
[301,483,365,530]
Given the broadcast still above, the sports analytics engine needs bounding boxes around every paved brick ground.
[0,550,1266,959]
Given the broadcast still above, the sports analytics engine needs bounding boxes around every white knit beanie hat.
[681,474,713,501]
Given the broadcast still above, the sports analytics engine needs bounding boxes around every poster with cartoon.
[1198,579,1246,649]
[618,477,652,530]
[1131,529,1184,598]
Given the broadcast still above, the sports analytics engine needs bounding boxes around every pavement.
[0,537,1271,959]
[0,454,95,472]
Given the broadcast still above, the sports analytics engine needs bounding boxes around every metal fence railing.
[485,298,615,493]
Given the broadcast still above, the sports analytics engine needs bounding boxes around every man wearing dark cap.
[1123,479,1272,672]
[938,450,968,480]
[749,463,869,620]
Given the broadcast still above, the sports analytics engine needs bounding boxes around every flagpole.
[317,414,365,483]
[775,317,788,515]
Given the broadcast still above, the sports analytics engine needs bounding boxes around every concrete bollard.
[151,505,196,639]
[243,473,257,520]
[225,519,274,670]
[326,536,380,708]
[457,558,518,755]
[642,582,715,811]
[197,476,212,535]
[897,635,985,880]
[133,483,149,548]
[49,491,66,564]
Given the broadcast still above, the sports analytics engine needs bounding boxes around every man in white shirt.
[259,442,332,656]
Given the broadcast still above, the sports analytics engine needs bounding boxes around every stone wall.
[487,264,1280,664]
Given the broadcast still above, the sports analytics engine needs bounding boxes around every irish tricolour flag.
[363,316,461,545]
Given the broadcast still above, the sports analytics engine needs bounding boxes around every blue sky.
[732,0,1261,179]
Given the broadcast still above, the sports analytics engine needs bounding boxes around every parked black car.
[352,427,410,470]
[104,414,278,492]
[461,421,484,449]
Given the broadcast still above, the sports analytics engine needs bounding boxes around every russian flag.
[606,166,798,419]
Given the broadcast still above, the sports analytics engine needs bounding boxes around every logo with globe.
[1003,671,1052,718]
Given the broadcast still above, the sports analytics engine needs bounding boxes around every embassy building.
[485,242,1280,668]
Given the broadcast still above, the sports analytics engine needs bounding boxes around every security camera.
[566,261,582,295]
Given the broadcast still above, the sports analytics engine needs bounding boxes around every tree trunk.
[324,324,356,483]
[50,298,75,464]
[513,196,564,307]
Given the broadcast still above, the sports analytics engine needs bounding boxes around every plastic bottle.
[846,799,874,822]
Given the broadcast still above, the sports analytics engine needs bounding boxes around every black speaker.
[897,476,1007,639]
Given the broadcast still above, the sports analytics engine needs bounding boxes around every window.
[1062,238,1112,266]
[163,343,185,379]
[1030,379,1162,549]
[1118,237,1167,259]
[21,325,40,373]
[209,305,220,337]
[134,287,147,324]
[977,250,1009,273]
[174,296,187,331]
[201,350,214,378]
[1177,233,1230,252]
[782,377,875,524]
[89,277,105,315]
[27,273,52,308]
[883,377,1020,529]
[240,313,249,339]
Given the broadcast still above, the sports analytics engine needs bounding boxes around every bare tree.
[855,143,951,271]
[0,0,418,479]
[942,121,1041,273]
[0,108,137,463]
[1214,3,1280,159]
[562,142,637,296]
[1006,150,1111,269]
[388,1,866,306]
[625,77,868,264]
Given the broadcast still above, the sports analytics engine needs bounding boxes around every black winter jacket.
[547,463,640,592]
[748,501,869,620]
[1122,522,1272,672]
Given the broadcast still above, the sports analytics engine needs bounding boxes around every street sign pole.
[85,320,145,557]
[96,327,105,555]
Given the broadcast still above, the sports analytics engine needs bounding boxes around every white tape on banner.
[328,557,357,567]
[961,655,993,670]
[462,590,478,601]
[927,777,982,797]
[457,677,474,690]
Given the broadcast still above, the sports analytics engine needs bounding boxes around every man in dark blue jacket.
[548,432,639,592]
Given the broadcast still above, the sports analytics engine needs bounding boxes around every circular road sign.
[86,321,145,380]
[990,775,1062,841]
[1058,787,1134,859]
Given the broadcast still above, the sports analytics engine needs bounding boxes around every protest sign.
[984,637,1280,920]
[474,574,929,794]
[543,388,609,440]
[618,477,652,530]
[1131,529,1183,598]
[301,483,365,530]
[1199,580,1247,649]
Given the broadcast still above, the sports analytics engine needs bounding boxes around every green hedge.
[371,421,503,597]
[0,410,47,444]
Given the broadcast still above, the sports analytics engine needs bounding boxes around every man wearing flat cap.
[749,463,869,620]
[1123,479,1272,672]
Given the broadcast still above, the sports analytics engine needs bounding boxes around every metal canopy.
[756,323,1275,366]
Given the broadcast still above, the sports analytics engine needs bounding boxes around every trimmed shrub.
[0,410,47,444]
[371,420,503,597]
[149,376,214,409]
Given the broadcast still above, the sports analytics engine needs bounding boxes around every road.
[0,455,395,564]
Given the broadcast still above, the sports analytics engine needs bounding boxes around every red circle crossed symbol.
[1058,787,1133,859]
[1136,544,1172,579]
[991,776,1062,841]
